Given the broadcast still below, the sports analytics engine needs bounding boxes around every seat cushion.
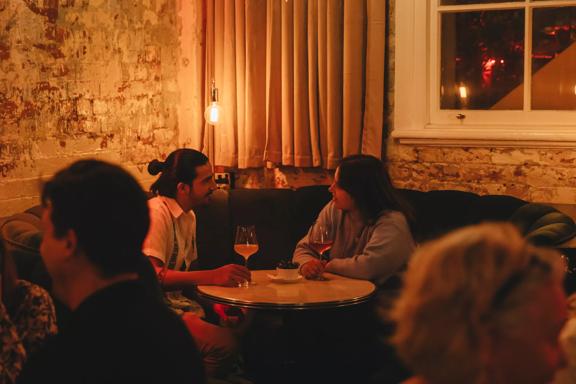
[0,212,51,289]
[510,203,576,246]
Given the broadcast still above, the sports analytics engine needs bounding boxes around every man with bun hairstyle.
[144,148,249,379]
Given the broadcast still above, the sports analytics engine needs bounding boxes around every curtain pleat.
[243,0,267,168]
[307,0,321,167]
[326,0,343,169]
[343,0,365,157]
[264,0,282,164]
[317,0,329,168]
[219,0,237,165]
[234,0,245,168]
[280,0,294,166]
[362,0,386,157]
[203,0,384,170]
[293,0,312,167]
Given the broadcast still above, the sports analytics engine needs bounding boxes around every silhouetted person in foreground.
[392,223,567,384]
[17,160,204,384]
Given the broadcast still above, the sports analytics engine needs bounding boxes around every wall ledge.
[391,125,576,148]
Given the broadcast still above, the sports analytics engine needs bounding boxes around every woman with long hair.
[293,154,415,286]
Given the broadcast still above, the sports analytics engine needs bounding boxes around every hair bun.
[147,159,165,175]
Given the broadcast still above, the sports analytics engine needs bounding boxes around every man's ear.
[63,228,79,258]
[176,182,191,194]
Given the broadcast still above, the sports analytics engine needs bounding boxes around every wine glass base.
[237,280,256,288]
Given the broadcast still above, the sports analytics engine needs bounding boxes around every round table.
[196,269,376,310]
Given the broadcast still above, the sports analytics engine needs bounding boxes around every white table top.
[196,269,376,310]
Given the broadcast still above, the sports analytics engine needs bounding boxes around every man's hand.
[300,259,326,279]
[211,264,251,286]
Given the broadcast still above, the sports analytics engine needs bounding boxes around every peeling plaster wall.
[235,166,332,190]
[0,0,191,216]
[386,0,576,204]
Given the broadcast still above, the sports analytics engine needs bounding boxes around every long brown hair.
[337,154,413,223]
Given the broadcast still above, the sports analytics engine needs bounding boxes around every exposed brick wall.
[386,0,576,204]
[235,166,333,190]
[0,0,192,215]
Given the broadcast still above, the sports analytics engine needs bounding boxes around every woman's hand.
[300,259,327,279]
[211,264,251,287]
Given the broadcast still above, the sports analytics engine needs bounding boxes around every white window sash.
[393,0,576,147]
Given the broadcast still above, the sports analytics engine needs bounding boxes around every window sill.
[391,125,576,148]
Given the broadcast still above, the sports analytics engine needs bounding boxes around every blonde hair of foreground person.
[391,222,567,384]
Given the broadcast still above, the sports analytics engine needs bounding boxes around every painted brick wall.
[0,0,192,216]
[386,0,576,204]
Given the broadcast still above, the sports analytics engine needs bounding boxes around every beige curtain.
[202,0,385,169]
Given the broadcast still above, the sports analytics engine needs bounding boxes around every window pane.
[441,0,521,5]
[532,7,576,110]
[440,10,524,110]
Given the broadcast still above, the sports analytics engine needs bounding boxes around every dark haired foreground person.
[0,239,57,384]
[143,148,249,378]
[17,160,204,384]
[392,223,567,384]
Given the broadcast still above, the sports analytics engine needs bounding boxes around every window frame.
[392,0,576,148]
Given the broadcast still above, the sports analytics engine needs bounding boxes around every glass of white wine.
[234,225,258,287]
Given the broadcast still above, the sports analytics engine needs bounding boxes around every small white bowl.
[276,267,300,281]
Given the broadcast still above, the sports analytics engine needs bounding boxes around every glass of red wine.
[309,221,334,262]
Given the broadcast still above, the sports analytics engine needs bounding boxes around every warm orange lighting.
[205,102,222,125]
[204,79,222,126]
[459,85,468,99]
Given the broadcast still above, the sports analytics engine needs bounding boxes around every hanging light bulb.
[458,85,468,99]
[204,79,223,126]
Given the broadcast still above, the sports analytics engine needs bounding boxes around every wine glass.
[234,225,258,287]
[309,221,334,262]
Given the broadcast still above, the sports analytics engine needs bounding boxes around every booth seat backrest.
[230,188,297,269]
[0,208,50,290]
[194,186,332,270]
[398,189,528,242]
[3,186,574,287]
[196,187,529,269]
[193,189,231,270]
[292,186,333,243]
